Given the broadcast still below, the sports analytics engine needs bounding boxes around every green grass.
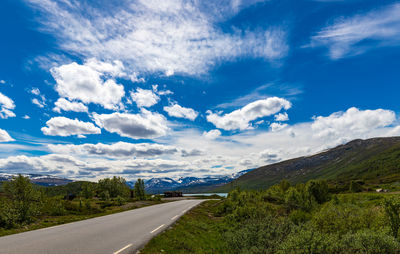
[140,200,227,254]
[0,199,164,237]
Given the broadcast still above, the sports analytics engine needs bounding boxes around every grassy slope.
[215,137,400,192]
[140,200,227,254]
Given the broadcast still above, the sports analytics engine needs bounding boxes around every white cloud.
[30,87,47,108]
[31,87,40,95]
[25,0,287,76]
[48,142,178,158]
[0,129,14,142]
[203,129,221,140]
[207,97,291,130]
[32,98,46,108]
[1,107,399,180]
[274,112,289,121]
[311,107,396,139]
[53,98,88,113]
[130,88,160,108]
[50,60,125,110]
[92,109,169,139]
[41,117,101,137]
[310,3,400,59]
[164,103,198,121]
[22,115,30,119]
[0,80,5,84]
[0,92,16,119]
[270,122,288,132]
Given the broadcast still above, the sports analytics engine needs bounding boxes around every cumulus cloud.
[311,107,396,138]
[274,112,289,121]
[0,129,14,142]
[92,109,169,139]
[207,97,291,130]
[203,129,222,140]
[53,98,88,113]
[49,142,178,158]
[41,117,101,137]
[50,60,125,110]
[270,122,288,132]
[310,3,400,59]
[130,88,160,108]
[164,103,198,121]
[0,92,15,119]
[25,0,287,76]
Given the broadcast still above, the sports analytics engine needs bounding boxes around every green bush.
[0,200,18,229]
[384,197,400,239]
[311,201,383,234]
[225,216,294,254]
[339,230,400,254]
[277,228,339,254]
[41,196,66,216]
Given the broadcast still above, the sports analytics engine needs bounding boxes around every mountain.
[135,169,254,194]
[0,173,73,187]
[215,137,400,192]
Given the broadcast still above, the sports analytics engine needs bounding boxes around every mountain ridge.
[215,136,400,192]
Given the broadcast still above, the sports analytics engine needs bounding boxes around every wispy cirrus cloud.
[25,0,287,76]
[309,3,400,59]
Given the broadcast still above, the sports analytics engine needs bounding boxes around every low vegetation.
[0,175,159,236]
[142,179,400,254]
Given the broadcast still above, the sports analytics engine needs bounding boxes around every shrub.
[0,200,18,229]
[339,230,400,254]
[225,216,294,254]
[277,228,339,254]
[311,202,381,234]
[383,197,400,239]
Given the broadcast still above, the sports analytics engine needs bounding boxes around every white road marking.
[171,215,179,220]
[181,209,187,214]
[150,224,165,234]
[113,244,132,254]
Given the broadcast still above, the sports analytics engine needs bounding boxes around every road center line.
[150,224,165,234]
[113,244,132,254]
[171,215,179,220]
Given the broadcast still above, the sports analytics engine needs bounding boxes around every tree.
[134,178,146,200]
[305,180,329,204]
[279,179,291,192]
[97,176,129,199]
[3,174,41,224]
[80,182,95,199]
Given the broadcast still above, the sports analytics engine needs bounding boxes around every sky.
[0,0,400,181]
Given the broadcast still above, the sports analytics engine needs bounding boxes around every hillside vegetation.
[0,175,157,236]
[216,137,400,192]
[142,179,400,254]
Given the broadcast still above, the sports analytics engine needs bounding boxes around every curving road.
[0,199,204,254]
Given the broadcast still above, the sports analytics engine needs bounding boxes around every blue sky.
[0,0,399,180]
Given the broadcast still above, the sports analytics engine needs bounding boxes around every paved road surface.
[0,199,205,254]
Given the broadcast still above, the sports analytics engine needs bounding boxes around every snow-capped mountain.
[142,169,255,194]
[0,173,73,187]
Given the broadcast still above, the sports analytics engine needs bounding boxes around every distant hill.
[215,137,400,192]
[0,173,73,187]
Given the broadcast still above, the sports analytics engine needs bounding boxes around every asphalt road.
[0,199,205,254]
